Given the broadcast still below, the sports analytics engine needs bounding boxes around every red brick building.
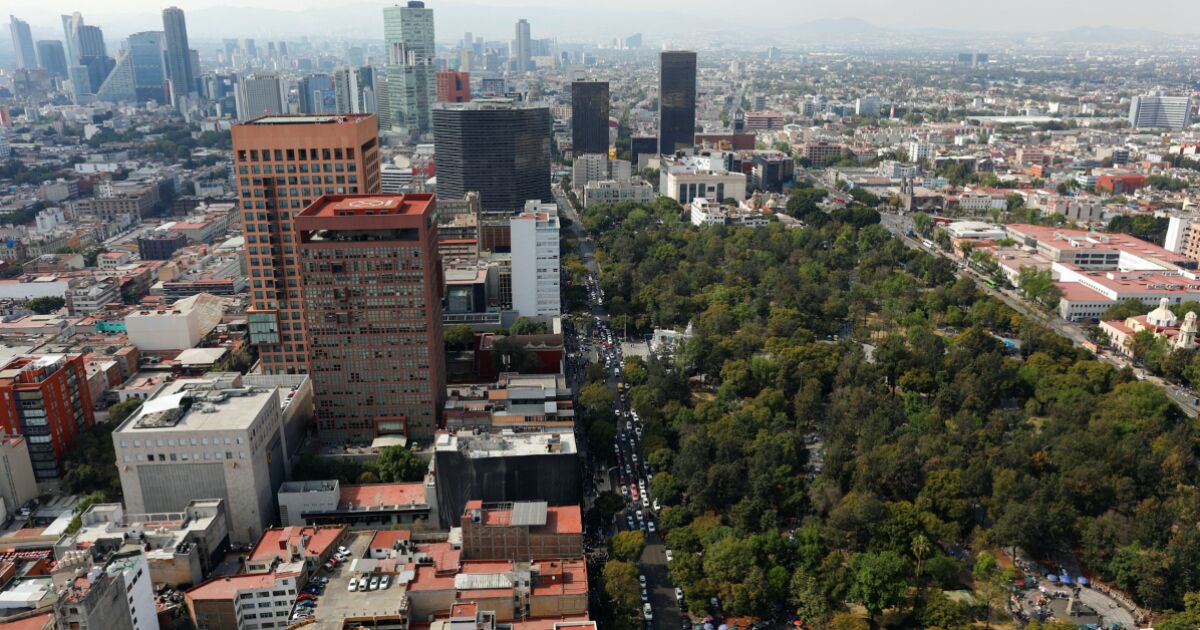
[1097,174,1146,194]
[437,70,471,103]
[0,355,95,481]
[231,114,382,375]
[296,194,445,443]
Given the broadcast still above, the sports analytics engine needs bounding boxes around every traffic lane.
[641,539,682,630]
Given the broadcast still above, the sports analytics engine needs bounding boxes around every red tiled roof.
[369,530,412,549]
[339,482,426,509]
[186,573,278,601]
[249,526,343,562]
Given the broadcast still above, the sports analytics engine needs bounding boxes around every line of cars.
[290,576,328,623]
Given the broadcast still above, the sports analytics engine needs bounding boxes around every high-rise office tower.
[513,19,531,72]
[162,7,194,106]
[9,16,37,70]
[433,100,552,214]
[295,193,445,443]
[36,41,68,79]
[658,51,697,155]
[239,38,257,59]
[61,13,81,63]
[436,70,470,103]
[126,32,167,103]
[384,1,436,137]
[571,81,609,155]
[299,74,335,114]
[334,67,363,113]
[231,114,382,375]
[235,73,284,120]
[1129,92,1193,130]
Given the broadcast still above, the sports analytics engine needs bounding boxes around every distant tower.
[658,50,697,155]
[8,16,37,70]
[162,7,195,107]
[513,19,531,72]
[384,1,437,136]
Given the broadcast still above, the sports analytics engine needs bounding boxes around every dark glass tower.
[162,7,194,105]
[571,81,610,155]
[36,41,68,79]
[658,50,697,155]
[433,100,552,214]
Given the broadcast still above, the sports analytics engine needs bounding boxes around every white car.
[643,603,654,620]
[380,575,391,590]
[357,577,369,591]
[348,579,358,592]
[337,546,349,555]
[369,576,380,590]
[647,520,656,533]
[665,549,674,563]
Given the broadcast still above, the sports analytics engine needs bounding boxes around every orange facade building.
[295,194,445,442]
[231,114,381,374]
[0,355,94,481]
[437,70,471,103]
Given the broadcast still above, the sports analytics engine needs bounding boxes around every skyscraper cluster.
[10,8,196,110]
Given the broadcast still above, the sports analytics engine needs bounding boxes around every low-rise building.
[1101,298,1200,356]
[184,564,303,630]
[244,525,344,575]
[125,293,226,351]
[51,549,158,630]
[113,373,305,543]
[581,177,655,208]
[54,500,230,588]
[277,480,436,529]
[461,501,582,561]
[660,154,747,204]
[433,431,580,528]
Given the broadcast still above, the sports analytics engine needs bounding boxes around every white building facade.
[510,201,561,318]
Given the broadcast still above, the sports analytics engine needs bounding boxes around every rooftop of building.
[185,572,284,601]
[436,430,576,457]
[463,502,582,534]
[1007,223,1191,266]
[243,114,375,126]
[298,194,436,219]
[62,500,225,551]
[114,373,285,434]
[340,482,428,510]
[248,526,344,563]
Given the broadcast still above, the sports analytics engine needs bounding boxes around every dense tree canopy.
[582,195,1200,622]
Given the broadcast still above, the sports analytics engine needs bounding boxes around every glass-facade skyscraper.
[433,100,552,214]
[658,50,697,155]
[384,1,436,137]
[162,7,194,106]
[571,81,610,155]
[128,32,167,103]
[8,16,37,70]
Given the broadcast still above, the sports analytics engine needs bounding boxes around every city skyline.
[5,0,1200,45]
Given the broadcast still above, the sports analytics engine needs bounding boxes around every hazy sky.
[9,0,1200,40]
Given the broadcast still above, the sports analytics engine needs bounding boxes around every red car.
[297,593,317,602]
[630,485,639,501]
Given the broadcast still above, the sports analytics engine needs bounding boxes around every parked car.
[643,603,654,620]
[348,579,357,592]
[380,575,391,590]
[357,577,369,591]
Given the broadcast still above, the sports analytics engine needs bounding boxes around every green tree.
[444,324,476,350]
[579,381,615,411]
[106,399,143,424]
[1017,266,1062,310]
[848,551,912,622]
[509,317,548,335]
[610,530,646,562]
[603,560,642,613]
[25,296,65,314]
[376,446,425,482]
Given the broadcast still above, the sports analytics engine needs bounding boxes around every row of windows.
[238,147,356,162]
[121,436,243,448]
[125,450,246,463]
